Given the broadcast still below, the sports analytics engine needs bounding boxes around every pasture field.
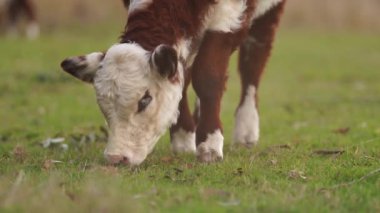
[0,25,379,212]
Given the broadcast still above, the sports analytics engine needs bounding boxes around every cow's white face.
[61,43,183,166]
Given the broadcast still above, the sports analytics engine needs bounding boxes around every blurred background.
[2,0,380,33]
[285,0,380,32]
[2,0,380,34]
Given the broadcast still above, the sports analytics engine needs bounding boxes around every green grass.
[0,26,379,212]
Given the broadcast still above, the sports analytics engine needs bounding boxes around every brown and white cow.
[0,0,39,39]
[61,0,286,166]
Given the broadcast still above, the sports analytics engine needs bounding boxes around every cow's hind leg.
[170,70,196,154]
[234,1,286,147]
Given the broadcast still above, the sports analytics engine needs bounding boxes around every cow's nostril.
[121,157,129,165]
[106,155,123,164]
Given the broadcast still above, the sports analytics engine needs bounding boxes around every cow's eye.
[138,91,152,113]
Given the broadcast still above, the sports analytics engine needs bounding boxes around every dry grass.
[32,0,125,30]
[283,0,380,32]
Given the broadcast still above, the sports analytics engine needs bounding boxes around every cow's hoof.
[171,129,196,154]
[233,126,259,148]
[196,130,224,163]
[197,146,223,163]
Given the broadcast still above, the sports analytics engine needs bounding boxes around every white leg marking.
[197,130,224,162]
[233,85,260,147]
[171,128,196,154]
[26,22,40,40]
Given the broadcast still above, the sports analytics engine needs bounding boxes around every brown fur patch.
[121,0,217,51]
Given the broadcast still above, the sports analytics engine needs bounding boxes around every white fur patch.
[128,0,152,14]
[233,85,260,147]
[175,39,200,69]
[197,130,224,162]
[252,0,283,20]
[207,0,247,33]
[171,129,196,154]
[95,43,150,100]
[82,52,104,74]
[175,39,191,60]
[97,43,184,165]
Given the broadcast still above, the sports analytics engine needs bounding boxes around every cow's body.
[0,0,39,39]
[61,0,286,165]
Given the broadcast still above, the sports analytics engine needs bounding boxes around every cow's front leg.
[170,70,196,154]
[192,31,238,163]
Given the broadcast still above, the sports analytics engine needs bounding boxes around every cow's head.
[61,43,183,166]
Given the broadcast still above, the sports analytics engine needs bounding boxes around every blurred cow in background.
[0,0,39,39]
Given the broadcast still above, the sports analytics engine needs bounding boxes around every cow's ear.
[150,45,178,79]
[61,52,104,84]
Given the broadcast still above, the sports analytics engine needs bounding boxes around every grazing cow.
[0,0,39,39]
[61,0,286,166]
